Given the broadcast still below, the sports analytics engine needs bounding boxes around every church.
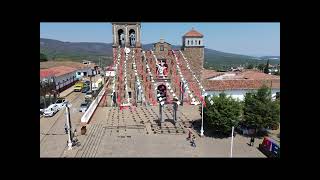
[110,22,279,107]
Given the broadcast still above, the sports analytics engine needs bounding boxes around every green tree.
[246,64,254,69]
[40,52,48,62]
[264,60,270,74]
[243,85,280,132]
[257,63,265,71]
[203,93,242,135]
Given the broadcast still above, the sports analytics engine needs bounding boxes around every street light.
[65,102,73,150]
[201,101,204,136]
[230,126,234,157]
[200,92,207,137]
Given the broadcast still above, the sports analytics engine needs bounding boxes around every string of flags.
[111,47,121,100]
[178,50,207,98]
[132,49,146,103]
[172,50,198,105]
[124,48,130,104]
[143,50,158,105]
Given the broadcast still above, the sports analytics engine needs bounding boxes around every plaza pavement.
[56,105,266,158]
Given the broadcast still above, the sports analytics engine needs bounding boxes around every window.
[195,40,197,45]
[199,40,201,45]
[160,45,164,51]
[187,40,189,45]
[191,40,193,45]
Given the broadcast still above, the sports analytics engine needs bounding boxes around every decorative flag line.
[171,50,198,105]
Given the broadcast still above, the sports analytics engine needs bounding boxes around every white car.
[43,104,59,117]
[55,98,67,110]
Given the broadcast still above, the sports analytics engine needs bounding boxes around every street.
[40,91,85,157]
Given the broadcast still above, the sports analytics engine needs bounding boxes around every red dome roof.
[183,28,203,37]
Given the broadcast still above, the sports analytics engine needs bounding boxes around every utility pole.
[65,102,73,150]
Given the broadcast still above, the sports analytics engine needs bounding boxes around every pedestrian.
[191,136,196,147]
[250,136,255,146]
[187,129,191,141]
[64,123,68,134]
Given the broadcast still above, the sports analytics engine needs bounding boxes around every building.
[75,63,98,79]
[110,23,279,105]
[203,70,280,101]
[40,66,78,92]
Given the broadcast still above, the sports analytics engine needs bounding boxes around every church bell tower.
[112,22,141,48]
[181,28,204,80]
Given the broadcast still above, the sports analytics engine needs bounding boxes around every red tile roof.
[204,79,280,91]
[203,70,280,91]
[40,69,55,79]
[40,66,77,79]
[184,28,203,37]
[202,69,224,80]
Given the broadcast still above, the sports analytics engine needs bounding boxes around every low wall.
[81,86,106,124]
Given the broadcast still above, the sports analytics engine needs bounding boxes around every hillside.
[40,38,280,69]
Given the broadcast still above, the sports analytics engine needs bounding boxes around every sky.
[40,22,280,57]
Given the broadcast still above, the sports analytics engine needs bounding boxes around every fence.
[80,86,106,124]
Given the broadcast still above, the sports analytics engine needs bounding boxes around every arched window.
[187,40,189,45]
[195,40,197,45]
[191,40,193,45]
[199,40,201,45]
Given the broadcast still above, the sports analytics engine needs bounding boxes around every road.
[40,91,85,157]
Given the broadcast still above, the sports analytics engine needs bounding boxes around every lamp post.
[200,92,206,137]
[65,102,73,150]
[230,126,234,157]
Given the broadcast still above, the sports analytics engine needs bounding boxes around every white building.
[41,66,78,92]
[203,70,280,101]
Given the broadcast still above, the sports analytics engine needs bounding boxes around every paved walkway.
[52,105,267,158]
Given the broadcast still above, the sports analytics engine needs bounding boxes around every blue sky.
[40,22,280,57]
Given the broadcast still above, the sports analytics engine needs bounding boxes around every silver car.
[79,101,91,112]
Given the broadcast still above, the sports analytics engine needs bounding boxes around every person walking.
[64,123,68,134]
[187,129,191,141]
[191,136,196,147]
[250,136,255,146]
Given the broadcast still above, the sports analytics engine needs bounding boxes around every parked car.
[84,80,90,86]
[55,98,67,110]
[79,101,91,112]
[43,104,59,117]
[85,91,93,99]
[258,137,280,158]
[40,109,44,115]
[74,82,84,92]
[81,86,90,93]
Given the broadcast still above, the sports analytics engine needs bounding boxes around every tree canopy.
[243,85,280,130]
[204,93,242,135]
[40,52,48,62]
[264,60,270,74]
